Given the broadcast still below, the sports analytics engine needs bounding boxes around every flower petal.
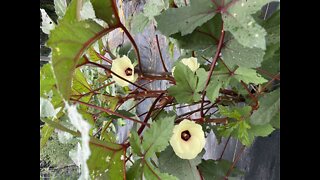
[181,57,200,72]
[169,119,205,160]
[111,55,136,87]
[171,66,176,76]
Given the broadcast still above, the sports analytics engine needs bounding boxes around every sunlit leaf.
[129,131,142,156]
[47,1,105,100]
[206,75,231,103]
[195,68,209,92]
[130,13,150,34]
[168,62,199,103]
[221,34,265,68]
[90,0,120,27]
[142,115,175,158]
[171,14,222,51]
[155,0,217,36]
[233,67,268,84]
[87,143,125,179]
[222,0,272,50]
[40,124,55,150]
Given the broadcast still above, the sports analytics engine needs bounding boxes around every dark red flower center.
[125,68,133,76]
[181,130,191,141]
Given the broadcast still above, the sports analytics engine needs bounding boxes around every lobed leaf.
[142,115,175,158]
[233,67,268,84]
[155,0,217,36]
[168,62,200,103]
[222,0,272,50]
[87,143,125,179]
[158,146,203,180]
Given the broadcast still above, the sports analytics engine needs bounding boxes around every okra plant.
[40,0,280,179]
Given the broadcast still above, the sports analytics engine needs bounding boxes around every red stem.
[200,25,225,117]
[119,23,143,75]
[72,81,115,99]
[240,81,258,110]
[74,25,119,69]
[137,93,164,135]
[256,68,280,80]
[96,51,113,64]
[203,100,221,116]
[224,145,245,179]
[219,58,232,74]
[221,0,240,13]
[219,136,231,160]
[76,55,90,68]
[258,73,280,95]
[88,61,148,91]
[144,159,161,179]
[89,141,121,152]
[202,28,225,92]
[193,117,227,124]
[123,91,167,101]
[127,98,147,112]
[139,73,175,84]
[155,34,168,72]
[175,103,212,122]
[151,97,173,121]
[70,98,150,126]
